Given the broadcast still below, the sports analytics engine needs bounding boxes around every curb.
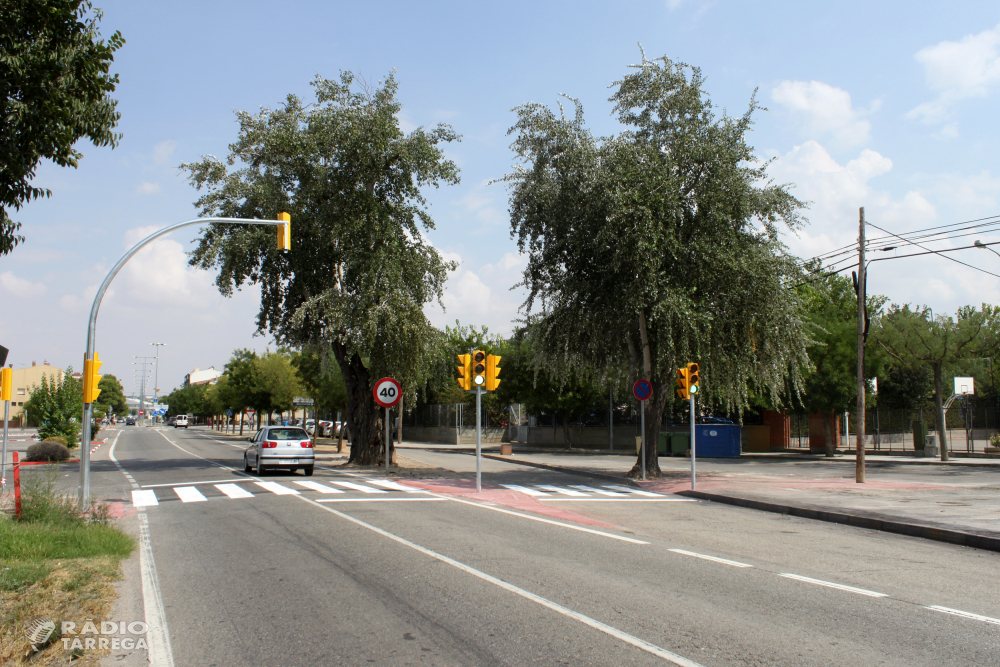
[479,453,641,487]
[677,490,1000,554]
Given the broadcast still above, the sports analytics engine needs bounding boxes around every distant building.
[185,366,224,386]
[6,361,67,422]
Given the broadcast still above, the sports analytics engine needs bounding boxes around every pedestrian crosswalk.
[129,478,677,509]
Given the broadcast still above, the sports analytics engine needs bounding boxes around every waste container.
[912,420,928,451]
[670,433,690,455]
[657,432,669,454]
[693,425,741,457]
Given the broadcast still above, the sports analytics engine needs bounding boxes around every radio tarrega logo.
[60,619,150,652]
[23,618,56,651]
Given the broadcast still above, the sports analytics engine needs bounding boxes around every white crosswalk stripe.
[174,486,208,503]
[535,485,588,496]
[294,481,343,493]
[254,481,300,495]
[332,481,387,494]
[131,489,159,507]
[569,485,628,497]
[602,485,663,497]
[366,479,421,493]
[215,483,254,499]
[501,484,550,496]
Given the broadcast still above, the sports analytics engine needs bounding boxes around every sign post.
[632,379,652,481]
[373,378,401,472]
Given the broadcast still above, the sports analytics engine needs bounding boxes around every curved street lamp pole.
[79,215,290,504]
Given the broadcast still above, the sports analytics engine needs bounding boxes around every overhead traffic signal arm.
[456,354,472,391]
[485,354,501,391]
[83,353,103,404]
[676,367,690,399]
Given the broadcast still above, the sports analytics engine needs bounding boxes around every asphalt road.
[85,426,1000,666]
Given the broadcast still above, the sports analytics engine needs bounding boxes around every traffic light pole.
[78,215,290,505]
[1,399,8,493]
[476,386,482,493]
[690,394,696,491]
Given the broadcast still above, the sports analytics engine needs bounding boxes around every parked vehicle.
[243,426,314,476]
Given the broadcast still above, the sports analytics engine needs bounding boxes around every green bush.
[990,433,1000,448]
[25,441,71,462]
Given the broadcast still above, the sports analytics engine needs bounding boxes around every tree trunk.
[628,312,663,478]
[240,410,244,436]
[561,410,572,448]
[334,341,388,465]
[824,412,834,457]
[934,363,949,461]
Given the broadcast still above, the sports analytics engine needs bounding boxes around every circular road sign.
[373,377,402,408]
[632,379,653,402]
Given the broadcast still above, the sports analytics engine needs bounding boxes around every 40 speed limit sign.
[373,377,402,408]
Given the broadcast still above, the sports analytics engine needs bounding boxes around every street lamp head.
[975,240,986,248]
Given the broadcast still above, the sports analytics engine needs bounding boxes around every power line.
[864,221,1000,279]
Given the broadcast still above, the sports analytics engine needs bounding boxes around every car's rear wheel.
[304,465,314,477]
[244,455,252,473]
[257,458,267,476]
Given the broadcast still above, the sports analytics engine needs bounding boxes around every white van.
[174,415,189,428]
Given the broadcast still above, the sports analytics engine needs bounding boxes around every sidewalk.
[400,442,1000,553]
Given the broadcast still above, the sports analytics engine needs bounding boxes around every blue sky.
[3,0,1000,395]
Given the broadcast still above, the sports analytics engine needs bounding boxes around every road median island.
[0,466,136,665]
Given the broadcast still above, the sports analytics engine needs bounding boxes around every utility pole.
[856,207,867,483]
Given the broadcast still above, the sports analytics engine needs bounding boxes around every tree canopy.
[503,53,810,476]
[24,367,82,445]
[183,72,460,464]
[0,0,124,254]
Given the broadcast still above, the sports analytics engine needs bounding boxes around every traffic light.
[687,362,700,396]
[485,354,501,391]
[0,367,11,402]
[675,366,690,400]
[456,354,472,391]
[277,212,291,251]
[472,350,487,388]
[83,353,102,404]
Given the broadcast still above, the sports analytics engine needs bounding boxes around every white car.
[174,415,189,428]
[243,427,315,475]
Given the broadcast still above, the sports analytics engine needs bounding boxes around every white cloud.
[456,187,508,231]
[0,272,47,298]
[771,80,874,146]
[424,247,526,334]
[907,24,1000,123]
[152,140,178,166]
[137,181,161,195]
[118,226,218,306]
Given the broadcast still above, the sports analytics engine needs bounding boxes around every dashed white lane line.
[215,483,255,499]
[131,489,159,507]
[924,606,1000,626]
[294,480,343,493]
[501,484,549,496]
[316,498,446,503]
[332,481,387,494]
[295,494,705,667]
[669,549,753,568]
[254,481,300,495]
[569,485,628,497]
[142,478,251,488]
[535,484,588,496]
[173,486,208,503]
[778,573,887,598]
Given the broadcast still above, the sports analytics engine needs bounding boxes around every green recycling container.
[671,433,690,455]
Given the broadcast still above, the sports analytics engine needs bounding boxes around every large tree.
[504,54,810,477]
[95,373,128,418]
[0,0,124,254]
[876,304,1000,461]
[183,72,459,464]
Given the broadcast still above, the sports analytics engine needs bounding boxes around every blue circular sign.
[633,379,653,401]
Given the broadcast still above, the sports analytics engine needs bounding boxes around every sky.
[3,0,1000,397]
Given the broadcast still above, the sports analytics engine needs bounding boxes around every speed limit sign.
[373,377,402,408]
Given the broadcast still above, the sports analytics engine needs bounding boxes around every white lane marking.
[924,606,1000,626]
[294,495,703,667]
[365,479,422,493]
[173,486,208,503]
[440,495,648,545]
[215,484,254,499]
[501,484,550,496]
[569,485,627,497]
[778,573,887,598]
[316,498,446,503]
[535,485,588,496]
[142,478,250,488]
[139,513,175,667]
[668,549,754,568]
[131,489,159,508]
[155,430,250,475]
[603,485,663,497]
[545,498,697,502]
[332,481,388,494]
[294,480,343,493]
[254,481,300,495]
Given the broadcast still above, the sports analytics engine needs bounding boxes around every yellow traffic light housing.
[456,353,472,391]
[277,212,291,251]
[675,366,690,400]
[485,354,501,391]
[472,350,487,388]
[0,367,11,401]
[83,353,103,404]
[687,362,700,396]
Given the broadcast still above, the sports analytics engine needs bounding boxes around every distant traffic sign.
[633,379,652,402]
[293,396,315,406]
[373,377,401,408]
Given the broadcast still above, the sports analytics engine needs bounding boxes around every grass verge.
[0,466,135,665]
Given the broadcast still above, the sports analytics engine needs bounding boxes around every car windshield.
[266,428,309,441]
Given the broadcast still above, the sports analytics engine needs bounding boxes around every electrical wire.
[863,222,1000,278]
